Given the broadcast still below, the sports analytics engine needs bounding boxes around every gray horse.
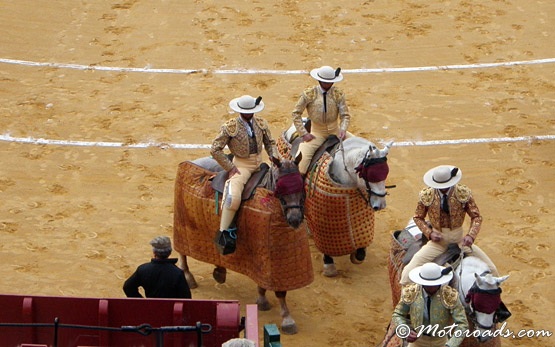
[281,126,394,276]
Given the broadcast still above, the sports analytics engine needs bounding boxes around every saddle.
[401,236,463,268]
[288,119,340,174]
[210,162,270,256]
[210,162,270,201]
[308,135,340,174]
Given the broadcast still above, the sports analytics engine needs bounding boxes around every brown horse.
[173,155,313,334]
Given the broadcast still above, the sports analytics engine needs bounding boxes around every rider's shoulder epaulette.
[331,87,345,99]
[440,285,460,309]
[400,283,420,304]
[254,116,269,130]
[454,184,472,204]
[223,118,239,137]
[419,187,435,206]
[304,86,318,99]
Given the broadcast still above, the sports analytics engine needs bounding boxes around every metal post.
[53,317,59,347]
[156,330,164,347]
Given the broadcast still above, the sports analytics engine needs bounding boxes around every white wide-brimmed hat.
[409,263,453,286]
[310,66,344,83]
[423,165,462,189]
[229,95,265,114]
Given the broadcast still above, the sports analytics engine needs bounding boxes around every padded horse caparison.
[210,162,270,201]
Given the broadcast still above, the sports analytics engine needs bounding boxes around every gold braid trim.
[254,117,269,131]
[331,87,345,100]
[224,118,239,137]
[419,187,435,207]
[440,285,460,309]
[304,86,317,99]
[400,283,421,304]
[419,185,471,206]
[454,184,471,204]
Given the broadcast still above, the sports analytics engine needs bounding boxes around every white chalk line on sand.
[1,57,555,74]
[1,133,553,149]
[1,56,554,148]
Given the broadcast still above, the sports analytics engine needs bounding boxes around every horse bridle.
[356,156,390,198]
[280,197,304,214]
[460,263,504,331]
[465,283,503,330]
[338,144,395,203]
[273,168,305,214]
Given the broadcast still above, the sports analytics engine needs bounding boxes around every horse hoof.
[350,253,363,264]
[256,298,272,311]
[184,272,198,289]
[281,319,298,335]
[322,263,338,277]
[350,248,366,264]
[349,253,363,265]
[212,267,227,284]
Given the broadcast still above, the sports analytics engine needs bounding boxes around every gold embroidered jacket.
[413,184,482,240]
[210,116,277,172]
[292,85,350,137]
[392,284,469,347]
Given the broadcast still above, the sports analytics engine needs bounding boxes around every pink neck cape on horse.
[173,159,313,293]
[277,130,393,275]
[381,220,509,347]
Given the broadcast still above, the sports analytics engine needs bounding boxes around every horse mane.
[260,166,278,191]
[341,137,375,151]
[191,156,224,172]
[454,256,493,301]
[329,137,375,186]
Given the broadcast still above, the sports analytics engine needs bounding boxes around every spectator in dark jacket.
[123,236,191,299]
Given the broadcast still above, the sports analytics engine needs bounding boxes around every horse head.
[341,138,393,211]
[458,258,510,343]
[270,154,305,229]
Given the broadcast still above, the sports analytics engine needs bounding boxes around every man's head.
[222,338,256,347]
[310,66,343,91]
[423,165,462,191]
[229,95,264,122]
[150,236,172,259]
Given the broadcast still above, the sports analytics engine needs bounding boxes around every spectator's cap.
[229,95,264,114]
[423,165,462,189]
[222,338,256,347]
[409,263,453,286]
[310,66,343,83]
[150,236,172,253]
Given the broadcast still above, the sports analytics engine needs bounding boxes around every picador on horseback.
[210,94,278,255]
[400,165,499,285]
[291,65,352,176]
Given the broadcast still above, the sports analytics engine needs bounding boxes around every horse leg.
[212,266,227,284]
[322,254,338,277]
[350,247,366,264]
[256,286,272,311]
[275,291,298,335]
[177,254,198,289]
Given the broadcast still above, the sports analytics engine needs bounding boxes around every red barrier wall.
[0,295,242,347]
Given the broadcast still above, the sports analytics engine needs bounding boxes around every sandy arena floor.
[0,1,554,346]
